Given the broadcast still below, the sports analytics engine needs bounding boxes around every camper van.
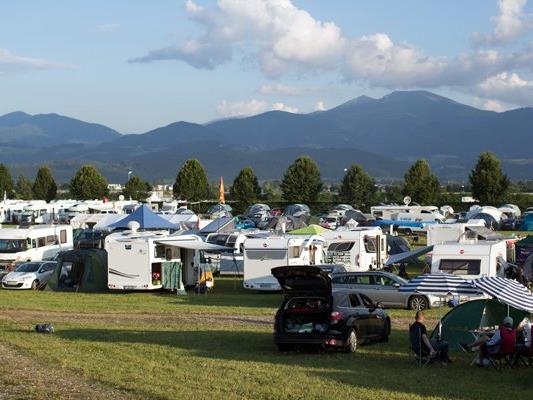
[105,231,221,291]
[430,239,507,279]
[243,235,325,291]
[0,225,73,266]
[323,227,387,272]
[371,205,444,223]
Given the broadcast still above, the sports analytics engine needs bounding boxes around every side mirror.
[375,302,384,309]
[392,282,401,288]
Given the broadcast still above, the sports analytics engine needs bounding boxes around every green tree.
[469,152,510,205]
[230,167,261,212]
[123,176,151,201]
[32,166,57,201]
[339,164,376,210]
[402,159,441,204]
[281,156,322,204]
[14,175,34,200]
[262,181,282,202]
[0,164,14,198]
[69,165,108,200]
[173,159,209,201]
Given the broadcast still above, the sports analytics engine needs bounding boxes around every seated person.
[409,311,450,366]
[516,313,532,355]
[461,316,516,364]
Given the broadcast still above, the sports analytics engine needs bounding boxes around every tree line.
[0,151,513,211]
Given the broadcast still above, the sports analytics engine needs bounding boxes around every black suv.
[272,266,390,353]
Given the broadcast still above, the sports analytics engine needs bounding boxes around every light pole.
[127,170,132,182]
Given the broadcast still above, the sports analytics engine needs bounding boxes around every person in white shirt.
[516,314,532,355]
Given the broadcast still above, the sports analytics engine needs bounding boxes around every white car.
[1,261,56,290]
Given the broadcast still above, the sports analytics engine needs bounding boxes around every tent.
[46,249,108,292]
[108,204,178,230]
[516,235,533,265]
[288,224,326,235]
[430,299,528,351]
[520,215,533,232]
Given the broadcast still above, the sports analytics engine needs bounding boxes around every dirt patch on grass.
[0,342,131,400]
[1,309,274,329]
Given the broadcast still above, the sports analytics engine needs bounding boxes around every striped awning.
[471,277,533,313]
[399,274,481,296]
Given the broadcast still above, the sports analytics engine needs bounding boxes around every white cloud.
[314,100,326,111]
[216,99,266,117]
[475,71,533,105]
[473,97,509,112]
[272,102,298,113]
[472,0,533,45]
[96,23,120,33]
[259,83,300,96]
[0,48,67,73]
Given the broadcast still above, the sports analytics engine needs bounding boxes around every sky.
[2,0,533,133]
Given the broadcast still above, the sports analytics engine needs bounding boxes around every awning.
[384,245,433,266]
[155,239,231,251]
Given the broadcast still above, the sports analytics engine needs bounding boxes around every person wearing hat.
[461,316,516,365]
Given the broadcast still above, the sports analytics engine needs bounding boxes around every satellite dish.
[403,196,411,206]
[127,221,140,233]
[118,195,125,201]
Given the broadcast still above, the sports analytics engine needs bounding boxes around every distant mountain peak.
[382,90,457,104]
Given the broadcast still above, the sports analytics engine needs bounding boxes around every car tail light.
[330,311,343,322]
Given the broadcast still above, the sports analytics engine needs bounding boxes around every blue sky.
[1,0,533,132]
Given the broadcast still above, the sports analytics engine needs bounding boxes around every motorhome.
[105,229,226,291]
[370,205,444,223]
[243,235,325,291]
[322,227,387,271]
[430,239,508,279]
[0,225,73,266]
[426,221,486,246]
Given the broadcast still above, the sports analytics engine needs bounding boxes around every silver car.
[331,271,442,310]
[1,261,57,290]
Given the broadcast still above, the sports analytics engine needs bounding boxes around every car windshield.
[0,239,26,253]
[15,263,40,273]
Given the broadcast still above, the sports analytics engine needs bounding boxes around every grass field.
[0,278,531,400]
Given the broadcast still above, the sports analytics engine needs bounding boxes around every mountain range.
[2,91,532,183]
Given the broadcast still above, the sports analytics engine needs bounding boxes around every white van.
[323,227,387,272]
[243,235,325,291]
[0,225,73,266]
[430,239,507,279]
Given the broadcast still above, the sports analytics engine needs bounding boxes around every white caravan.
[243,235,325,291]
[0,225,73,266]
[322,227,387,272]
[370,205,444,222]
[430,239,507,279]
[426,221,486,246]
[105,230,224,291]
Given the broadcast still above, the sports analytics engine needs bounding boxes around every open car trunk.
[281,296,331,334]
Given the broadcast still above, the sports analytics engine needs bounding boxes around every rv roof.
[0,225,62,239]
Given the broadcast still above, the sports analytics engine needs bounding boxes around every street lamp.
[127,170,132,182]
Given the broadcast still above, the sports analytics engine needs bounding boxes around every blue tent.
[108,204,178,230]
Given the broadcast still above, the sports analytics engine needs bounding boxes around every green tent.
[288,224,326,235]
[430,299,528,351]
[46,249,108,292]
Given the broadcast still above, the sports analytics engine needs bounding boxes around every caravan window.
[154,245,166,258]
[0,239,26,253]
[246,249,287,260]
[288,246,301,258]
[363,237,377,253]
[60,230,67,244]
[439,259,481,276]
[37,237,46,247]
[328,242,355,252]
[46,235,57,245]
[226,235,238,248]
[207,234,228,246]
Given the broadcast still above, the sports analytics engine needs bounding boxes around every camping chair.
[515,343,533,367]
[409,324,431,367]
[484,344,516,371]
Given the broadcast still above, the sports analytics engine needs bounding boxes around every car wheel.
[379,318,391,342]
[409,295,428,311]
[31,280,39,290]
[277,344,293,352]
[344,329,358,353]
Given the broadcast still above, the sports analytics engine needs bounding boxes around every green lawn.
[0,279,531,400]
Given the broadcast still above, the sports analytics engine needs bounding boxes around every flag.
[219,176,225,204]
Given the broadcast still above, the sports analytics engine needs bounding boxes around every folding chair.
[515,344,533,367]
[409,324,431,367]
[485,345,515,371]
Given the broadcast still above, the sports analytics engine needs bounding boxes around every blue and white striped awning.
[399,274,481,296]
[471,277,533,313]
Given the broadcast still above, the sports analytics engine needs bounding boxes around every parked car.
[331,271,442,310]
[272,266,390,353]
[1,261,56,290]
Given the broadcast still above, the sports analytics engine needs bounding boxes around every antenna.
[403,196,411,206]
